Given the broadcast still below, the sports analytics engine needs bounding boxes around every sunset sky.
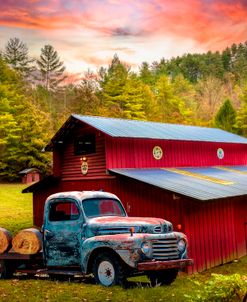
[1,0,247,76]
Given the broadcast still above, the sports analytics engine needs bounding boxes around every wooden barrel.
[0,228,12,253]
[12,228,42,255]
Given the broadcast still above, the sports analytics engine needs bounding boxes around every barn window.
[74,134,96,155]
[49,200,80,221]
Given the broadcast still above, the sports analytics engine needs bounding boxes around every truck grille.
[152,238,179,260]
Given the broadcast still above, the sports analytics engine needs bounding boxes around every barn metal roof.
[72,115,247,144]
[109,166,247,201]
[19,168,39,175]
[45,115,247,151]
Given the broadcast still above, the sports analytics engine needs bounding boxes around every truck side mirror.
[40,225,44,234]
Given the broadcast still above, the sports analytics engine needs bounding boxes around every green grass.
[0,183,33,234]
[0,184,246,301]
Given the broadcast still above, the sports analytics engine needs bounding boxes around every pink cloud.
[1,0,247,73]
[1,0,247,46]
[139,0,247,50]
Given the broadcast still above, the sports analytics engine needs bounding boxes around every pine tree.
[172,74,196,124]
[98,55,159,120]
[99,54,129,116]
[121,75,147,120]
[215,99,236,133]
[222,47,232,71]
[3,37,34,76]
[139,62,154,86]
[37,44,66,90]
[155,75,188,123]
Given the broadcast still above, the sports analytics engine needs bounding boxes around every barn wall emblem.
[217,148,224,160]
[81,157,88,175]
[153,146,163,160]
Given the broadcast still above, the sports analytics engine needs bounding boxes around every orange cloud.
[138,0,247,50]
[1,0,247,73]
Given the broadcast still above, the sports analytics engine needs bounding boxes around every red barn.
[24,115,247,273]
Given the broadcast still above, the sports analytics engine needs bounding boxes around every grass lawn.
[0,183,33,234]
[0,183,246,301]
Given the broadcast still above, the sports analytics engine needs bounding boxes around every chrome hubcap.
[98,260,115,286]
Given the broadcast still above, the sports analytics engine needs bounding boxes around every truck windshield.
[82,198,126,218]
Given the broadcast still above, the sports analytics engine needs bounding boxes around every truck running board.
[15,268,85,277]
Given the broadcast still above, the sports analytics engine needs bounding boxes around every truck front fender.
[81,235,142,273]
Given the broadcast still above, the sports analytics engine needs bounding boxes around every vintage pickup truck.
[0,191,193,286]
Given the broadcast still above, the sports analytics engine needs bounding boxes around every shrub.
[185,273,247,302]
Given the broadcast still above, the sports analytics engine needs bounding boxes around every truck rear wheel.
[92,253,126,287]
[147,268,178,287]
[0,260,15,279]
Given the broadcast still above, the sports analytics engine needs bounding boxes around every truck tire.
[92,253,126,287]
[0,260,15,279]
[147,268,178,287]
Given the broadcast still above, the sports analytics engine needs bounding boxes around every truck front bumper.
[137,258,193,271]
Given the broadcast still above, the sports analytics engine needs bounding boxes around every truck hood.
[87,216,173,235]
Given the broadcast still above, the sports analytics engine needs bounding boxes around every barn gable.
[45,114,247,172]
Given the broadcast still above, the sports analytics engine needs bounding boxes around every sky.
[1,0,247,77]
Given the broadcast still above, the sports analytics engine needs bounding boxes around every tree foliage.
[0,58,52,180]
[215,99,237,132]
[236,85,247,136]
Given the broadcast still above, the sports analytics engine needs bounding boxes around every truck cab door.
[43,198,84,267]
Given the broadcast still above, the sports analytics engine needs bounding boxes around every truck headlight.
[177,238,186,252]
[141,242,152,258]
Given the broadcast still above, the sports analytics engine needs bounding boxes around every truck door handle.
[45,230,55,239]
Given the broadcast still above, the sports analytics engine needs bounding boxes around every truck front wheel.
[92,253,126,287]
[147,268,178,287]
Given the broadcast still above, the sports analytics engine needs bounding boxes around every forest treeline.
[1,38,247,180]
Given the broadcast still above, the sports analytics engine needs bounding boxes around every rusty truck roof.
[45,191,120,203]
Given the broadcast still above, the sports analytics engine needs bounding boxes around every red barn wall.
[233,196,247,258]
[105,137,247,168]
[183,199,241,272]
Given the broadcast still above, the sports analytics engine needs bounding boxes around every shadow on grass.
[14,273,152,288]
